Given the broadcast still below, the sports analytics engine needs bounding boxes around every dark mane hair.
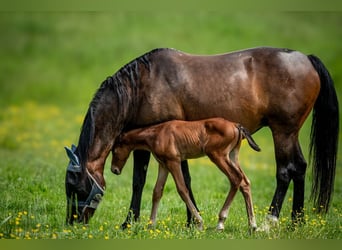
[76,48,169,168]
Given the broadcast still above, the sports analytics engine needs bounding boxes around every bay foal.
[111,117,260,231]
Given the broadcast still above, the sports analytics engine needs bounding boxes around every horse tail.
[308,54,339,213]
[238,124,261,152]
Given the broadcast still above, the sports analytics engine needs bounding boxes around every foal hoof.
[197,223,204,231]
[249,224,258,234]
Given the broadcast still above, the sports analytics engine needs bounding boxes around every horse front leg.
[181,160,200,227]
[121,150,151,229]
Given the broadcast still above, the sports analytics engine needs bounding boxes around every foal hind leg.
[239,175,257,231]
[150,164,169,227]
[230,147,257,231]
[208,153,242,230]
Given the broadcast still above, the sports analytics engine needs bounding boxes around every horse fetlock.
[266,214,279,225]
[255,215,279,233]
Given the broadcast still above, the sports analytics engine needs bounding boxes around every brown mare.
[111,118,261,230]
[64,47,339,228]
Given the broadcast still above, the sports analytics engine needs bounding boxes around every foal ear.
[64,146,80,166]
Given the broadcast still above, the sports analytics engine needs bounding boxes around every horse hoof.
[216,223,224,231]
[255,215,279,232]
[266,215,279,226]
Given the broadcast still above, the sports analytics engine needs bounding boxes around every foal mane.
[76,48,169,168]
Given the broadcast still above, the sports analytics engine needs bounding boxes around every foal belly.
[179,147,205,161]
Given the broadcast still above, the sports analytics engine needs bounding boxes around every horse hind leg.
[291,141,307,224]
[269,132,307,224]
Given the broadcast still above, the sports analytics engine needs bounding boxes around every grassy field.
[0,12,341,239]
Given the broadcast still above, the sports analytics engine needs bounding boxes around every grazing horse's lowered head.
[65,144,104,224]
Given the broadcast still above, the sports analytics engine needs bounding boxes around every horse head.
[65,144,104,225]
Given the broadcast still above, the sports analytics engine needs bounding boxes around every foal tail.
[308,55,339,213]
[237,124,261,152]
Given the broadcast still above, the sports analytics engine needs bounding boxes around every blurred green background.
[0,12,341,107]
[0,12,341,239]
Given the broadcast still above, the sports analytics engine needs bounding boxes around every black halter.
[74,168,104,213]
[65,145,104,218]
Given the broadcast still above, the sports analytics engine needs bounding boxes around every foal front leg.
[168,161,204,230]
[150,165,169,227]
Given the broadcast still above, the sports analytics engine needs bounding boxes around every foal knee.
[152,186,164,203]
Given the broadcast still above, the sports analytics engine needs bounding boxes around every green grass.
[0,12,341,239]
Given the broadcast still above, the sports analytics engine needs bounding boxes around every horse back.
[134,47,320,133]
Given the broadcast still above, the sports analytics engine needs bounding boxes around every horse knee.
[292,160,307,182]
[277,167,291,184]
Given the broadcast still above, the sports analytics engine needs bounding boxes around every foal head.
[111,139,132,175]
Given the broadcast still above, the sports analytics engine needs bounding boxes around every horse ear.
[71,144,77,153]
[64,146,80,166]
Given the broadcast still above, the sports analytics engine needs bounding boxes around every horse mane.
[76,48,171,168]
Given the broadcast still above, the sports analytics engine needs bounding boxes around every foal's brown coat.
[111,118,260,230]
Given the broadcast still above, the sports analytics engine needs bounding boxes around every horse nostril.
[112,167,121,175]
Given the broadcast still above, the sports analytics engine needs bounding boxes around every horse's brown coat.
[64,47,339,227]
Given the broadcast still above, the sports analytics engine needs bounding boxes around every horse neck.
[79,58,145,178]
[79,92,130,181]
